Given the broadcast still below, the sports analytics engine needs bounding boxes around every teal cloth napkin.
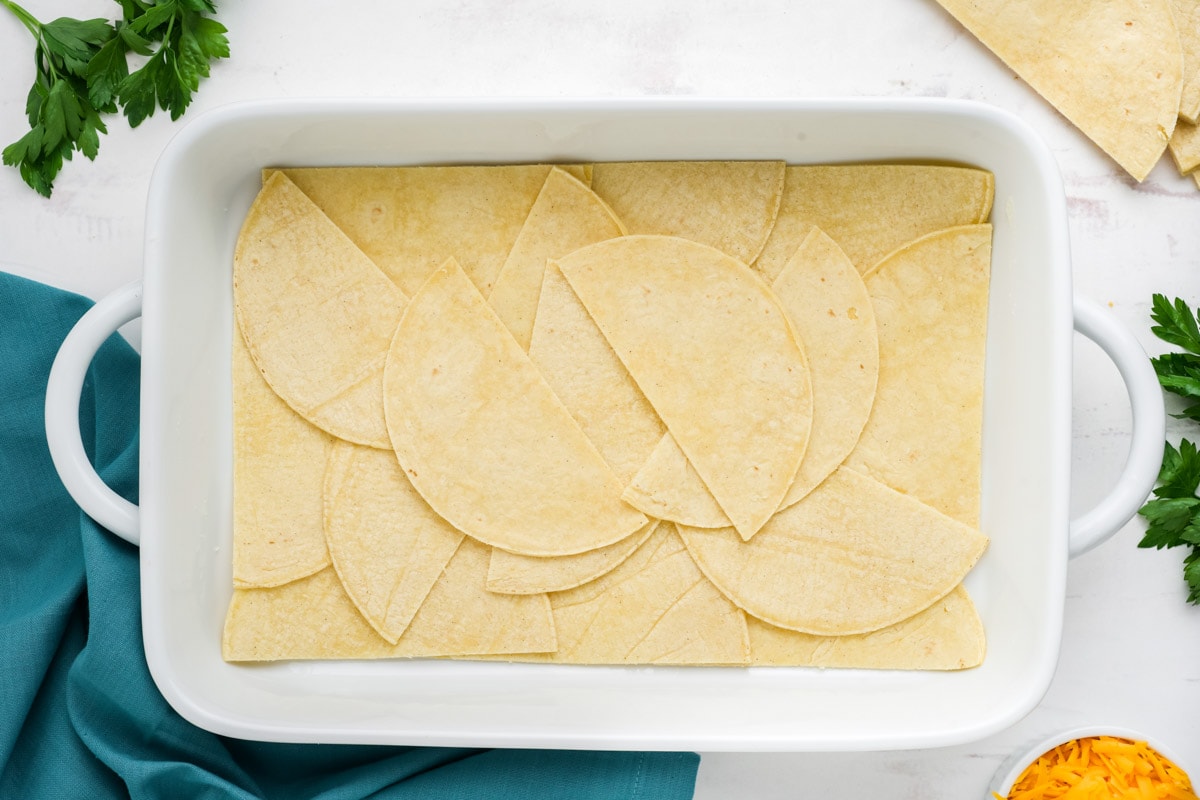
[0,271,700,800]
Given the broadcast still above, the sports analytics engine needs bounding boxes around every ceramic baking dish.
[43,99,1165,751]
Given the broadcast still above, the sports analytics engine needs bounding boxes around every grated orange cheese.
[994,736,1198,800]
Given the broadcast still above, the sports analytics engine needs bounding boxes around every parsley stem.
[1,0,61,82]
[1,0,42,39]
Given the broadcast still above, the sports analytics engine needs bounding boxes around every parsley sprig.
[1138,294,1200,603]
[1,0,228,196]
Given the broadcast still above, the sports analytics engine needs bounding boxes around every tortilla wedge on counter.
[1173,0,1200,122]
[932,0,1182,181]
[847,224,991,527]
[748,584,985,670]
[1168,116,1200,174]
[323,441,464,643]
[234,171,408,448]
[231,328,331,588]
[384,258,647,557]
[557,235,812,541]
[678,467,989,636]
[590,161,785,263]
[752,164,994,280]
[488,167,625,351]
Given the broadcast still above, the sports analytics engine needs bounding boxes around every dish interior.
[140,99,1072,750]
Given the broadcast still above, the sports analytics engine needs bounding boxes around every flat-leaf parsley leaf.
[1138,294,1200,603]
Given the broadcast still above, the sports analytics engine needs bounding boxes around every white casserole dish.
[43,99,1165,751]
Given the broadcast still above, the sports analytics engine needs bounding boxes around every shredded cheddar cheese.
[995,736,1197,800]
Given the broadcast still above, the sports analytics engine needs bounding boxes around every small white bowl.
[988,726,1197,798]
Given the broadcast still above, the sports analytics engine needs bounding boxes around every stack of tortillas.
[934,0,1200,186]
[224,161,994,670]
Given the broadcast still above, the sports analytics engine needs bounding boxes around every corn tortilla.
[622,434,729,528]
[231,328,331,588]
[487,167,625,350]
[623,228,879,526]
[932,0,1182,181]
[1168,116,1200,174]
[324,441,464,644]
[590,161,785,263]
[679,467,989,636]
[234,171,407,448]
[384,258,647,556]
[753,164,994,280]
[527,263,665,486]
[1173,0,1200,121]
[557,235,812,541]
[486,519,660,595]
[748,584,985,670]
[848,225,991,527]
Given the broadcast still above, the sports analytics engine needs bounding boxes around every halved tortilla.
[623,228,879,526]
[275,164,589,296]
[527,263,665,486]
[933,0,1182,181]
[234,171,408,448]
[231,328,331,588]
[487,168,625,350]
[748,584,985,670]
[1168,116,1200,174]
[323,441,464,643]
[508,523,749,665]
[557,235,812,541]
[1173,0,1200,121]
[622,435,728,528]
[678,467,989,636]
[589,161,785,263]
[753,164,994,281]
[848,225,991,527]
[487,519,660,595]
[384,258,647,556]
[222,538,556,661]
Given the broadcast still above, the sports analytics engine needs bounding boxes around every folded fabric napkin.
[0,272,700,800]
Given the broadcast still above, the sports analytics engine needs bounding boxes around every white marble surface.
[2,1,1198,796]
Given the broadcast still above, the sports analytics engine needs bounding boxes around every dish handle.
[1068,297,1165,558]
[45,280,143,546]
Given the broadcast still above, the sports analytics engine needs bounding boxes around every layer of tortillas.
[623,227,879,527]
[848,225,991,527]
[324,441,464,643]
[231,327,331,588]
[510,523,750,665]
[486,519,659,595]
[234,171,408,448]
[384,258,647,556]
[748,584,985,670]
[590,161,785,263]
[753,164,994,280]
[223,538,555,661]
[487,167,625,351]
[274,164,590,297]
[557,235,812,541]
[679,467,989,636]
